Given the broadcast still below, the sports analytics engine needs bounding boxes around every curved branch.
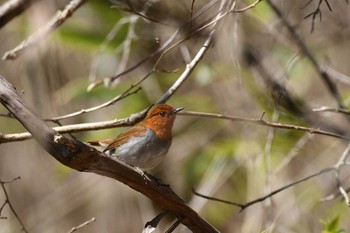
[0,75,218,233]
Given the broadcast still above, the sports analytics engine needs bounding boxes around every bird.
[88,104,183,172]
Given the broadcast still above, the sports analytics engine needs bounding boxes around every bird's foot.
[146,173,170,188]
[134,167,152,183]
[133,167,170,187]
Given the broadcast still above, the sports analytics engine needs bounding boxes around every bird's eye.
[159,111,166,117]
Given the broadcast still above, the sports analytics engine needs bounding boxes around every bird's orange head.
[139,104,183,141]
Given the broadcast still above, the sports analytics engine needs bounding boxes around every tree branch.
[0,75,218,233]
[0,0,40,29]
[179,111,349,140]
[1,109,349,144]
[0,176,28,233]
[2,0,87,60]
[265,0,344,108]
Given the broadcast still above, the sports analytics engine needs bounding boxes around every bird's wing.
[103,125,147,152]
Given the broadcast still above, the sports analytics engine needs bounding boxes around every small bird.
[89,104,183,171]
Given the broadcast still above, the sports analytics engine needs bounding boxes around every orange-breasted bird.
[89,104,183,171]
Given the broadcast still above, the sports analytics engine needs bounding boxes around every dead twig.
[179,111,348,140]
[265,0,343,109]
[67,217,96,233]
[0,177,28,233]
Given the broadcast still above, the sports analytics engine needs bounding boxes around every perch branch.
[0,75,218,233]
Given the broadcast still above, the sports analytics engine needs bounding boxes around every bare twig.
[194,142,350,211]
[0,112,13,118]
[233,0,263,13]
[68,217,96,233]
[166,218,182,233]
[156,0,230,104]
[194,167,335,212]
[312,107,350,116]
[303,0,332,32]
[90,0,221,90]
[274,133,314,174]
[2,109,349,144]
[324,65,350,86]
[179,111,349,140]
[263,110,279,208]
[265,0,344,108]
[0,176,28,233]
[0,116,135,143]
[45,86,142,122]
[2,0,87,60]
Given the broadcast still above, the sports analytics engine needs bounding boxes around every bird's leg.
[134,167,152,183]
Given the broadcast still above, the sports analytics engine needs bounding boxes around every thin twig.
[0,177,28,233]
[265,0,343,108]
[1,110,349,144]
[303,0,332,32]
[263,110,279,208]
[67,217,96,233]
[156,0,229,104]
[274,133,314,174]
[178,111,349,140]
[195,142,350,211]
[45,86,142,122]
[233,0,263,13]
[312,107,350,116]
[324,65,350,86]
[89,0,221,90]
[2,0,87,60]
[194,167,335,212]
[166,218,182,233]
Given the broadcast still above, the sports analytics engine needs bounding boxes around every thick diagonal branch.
[0,75,218,233]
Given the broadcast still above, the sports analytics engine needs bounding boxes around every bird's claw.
[134,167,170,187]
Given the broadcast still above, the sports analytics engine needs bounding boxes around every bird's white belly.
[105,129,171,170]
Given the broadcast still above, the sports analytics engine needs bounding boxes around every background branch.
[0,176,28,233]
[265,0,344,108]
[0,0,40,29]
[1,110,348,144]
[2,0,86,60]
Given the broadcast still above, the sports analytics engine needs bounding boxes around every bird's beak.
[172,107,184,114]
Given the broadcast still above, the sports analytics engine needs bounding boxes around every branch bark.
[0,0,40,29]
[0,75,218,233]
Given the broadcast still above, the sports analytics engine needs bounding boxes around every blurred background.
[1,0,350,232]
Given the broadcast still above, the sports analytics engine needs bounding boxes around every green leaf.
[321,215,345,233]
